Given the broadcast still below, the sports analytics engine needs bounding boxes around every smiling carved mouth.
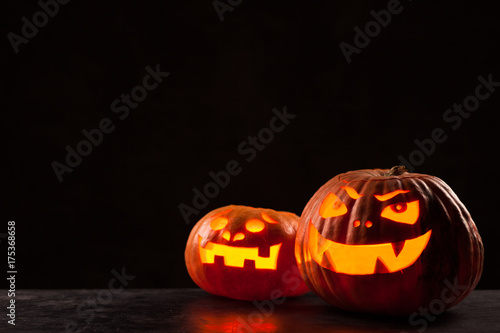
[308,221,432,275]
[198,236,282,270]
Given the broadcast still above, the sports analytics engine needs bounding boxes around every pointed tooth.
[321,250,336,271]
[391,239,406,257]
[317,236,331,256]
[374,258,391,274]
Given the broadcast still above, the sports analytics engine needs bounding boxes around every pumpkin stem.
[386,165,408,176]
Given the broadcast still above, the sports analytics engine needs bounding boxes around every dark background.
[3,1,499,290]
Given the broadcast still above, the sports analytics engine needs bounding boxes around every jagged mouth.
[308,221,432,275]
[198,236,282,270]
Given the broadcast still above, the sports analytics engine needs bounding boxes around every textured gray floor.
[0,289,498,332]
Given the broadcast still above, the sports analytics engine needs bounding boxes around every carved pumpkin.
[185,205,309,301]
[295,166,483,315]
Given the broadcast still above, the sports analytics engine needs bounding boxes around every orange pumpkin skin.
[185,205,309,301]
[295,166,484,315]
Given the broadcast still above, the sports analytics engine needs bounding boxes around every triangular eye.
[319,193,347,218]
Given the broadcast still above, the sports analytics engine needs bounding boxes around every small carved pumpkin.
[185,205,309,301]
[295,166,484,315]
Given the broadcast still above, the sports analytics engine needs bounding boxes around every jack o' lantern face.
[309,186,432,275]
[198,209,283,270]
[295,167,483,315]
[186,205,310,301]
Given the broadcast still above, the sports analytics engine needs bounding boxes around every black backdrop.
[3,1,499,290]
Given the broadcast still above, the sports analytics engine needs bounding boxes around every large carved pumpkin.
[185,205,309,301]
[295,166,483,315]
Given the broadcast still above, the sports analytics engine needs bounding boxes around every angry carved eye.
[210,217,229,230]
[245,219,265,232]
[380,200,420,224]
[319,193,348,218]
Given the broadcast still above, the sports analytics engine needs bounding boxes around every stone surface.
[0,289,498,332]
